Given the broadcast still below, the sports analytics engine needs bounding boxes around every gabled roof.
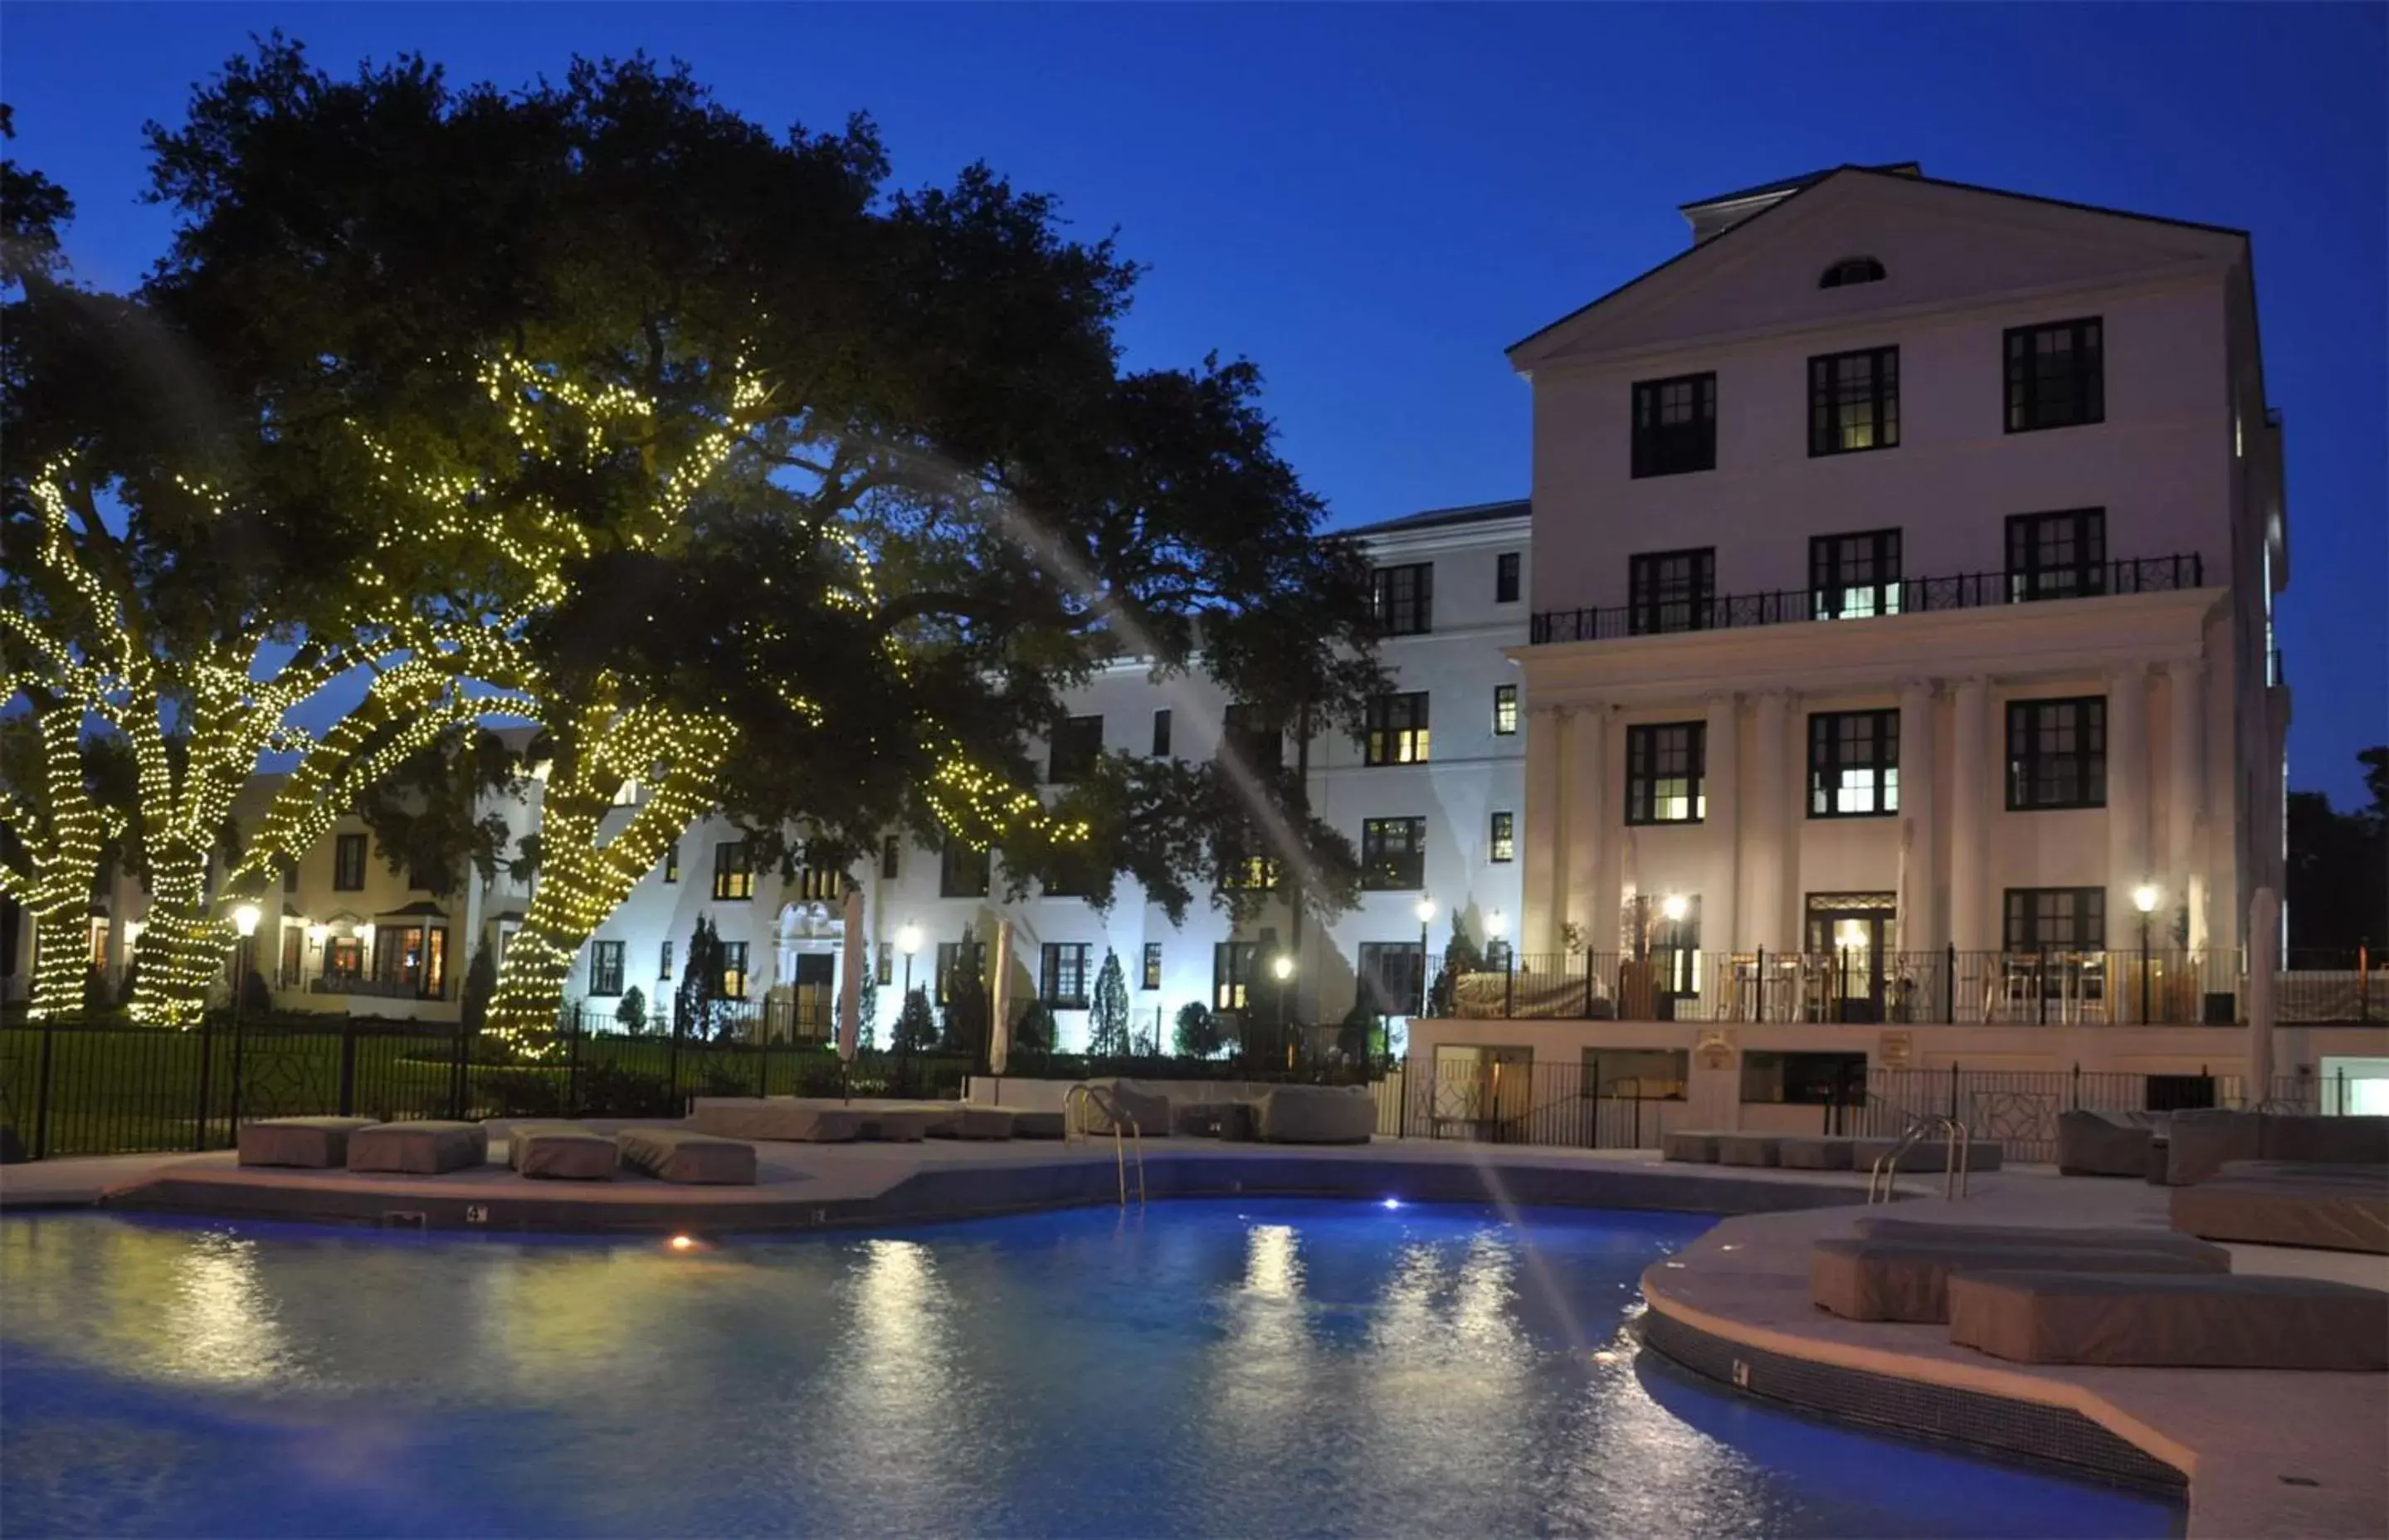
[1680,162,1920,217]
[1339,497,1530,539]
[1509,164,2250,363]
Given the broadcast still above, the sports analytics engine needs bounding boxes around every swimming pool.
[1,1201,2178,1538]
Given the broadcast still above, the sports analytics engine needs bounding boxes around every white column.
[1704,694,1740,961]
[1521,704,1564,958]
[2167,657,2208,949]
[1949,676,1992,953]
[1897,679,1938,956]
[2106,664,2150,934]
[1564,705,1606,957]
[1746,690,1791,952]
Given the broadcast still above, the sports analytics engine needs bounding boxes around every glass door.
[1805,893,1896,1023]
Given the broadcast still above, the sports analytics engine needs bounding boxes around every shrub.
[478,1066,566,1119]
[461,939,497,1036]
[1337,1001,1381,1065]
[1012,1000,1056,1055]
[573,1062,678,1118]
[892,987,938,1051]
[1087,950,1130,1056]
[115,957,141,1008]
[80,964,110,1016]
[239,962,274,1016]
[615,985,648,1035]
[1173,1000,1225,1059]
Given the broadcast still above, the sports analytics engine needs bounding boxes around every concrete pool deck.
[7,1132,2383,1537]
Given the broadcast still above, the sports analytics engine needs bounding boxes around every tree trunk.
[22,706,109,1021]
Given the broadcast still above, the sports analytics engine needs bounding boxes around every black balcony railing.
[1528,554,2205,646]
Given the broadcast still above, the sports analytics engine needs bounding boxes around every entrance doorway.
[1805,892,1898,1023]
[791,953,835,1040]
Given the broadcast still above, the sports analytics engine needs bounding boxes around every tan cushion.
[2170,1165,2389,1254]
[1081,1080,1170,1138]
[1776,1136,1855,1171]
[1011,1110,1067,1140]
[1715,1133,1780,1167]
[2260,1114,2389,1167]
[348,1121,489,1175]
[238,1117,378,1169]
[1949,1270,2389,1368]
[509,1124,617,1181]
[2056,1109,2157,1177]
[1809,1237,2225,1323]
[1851,1136,2005,1174]
[1662,1131,1722,1163]
[616,1127,757,1185]
[690,1099,861,1143]
[857,1111,929,1143]
[1851,1218,2230,1267]
[1252,1086,1374,1144]
[929,1106,1015,1140]
[2162,1110,2263,1185]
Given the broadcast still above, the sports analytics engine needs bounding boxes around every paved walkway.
[1642,1171,2388,1538]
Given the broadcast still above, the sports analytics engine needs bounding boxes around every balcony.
[1528,554,2205,646]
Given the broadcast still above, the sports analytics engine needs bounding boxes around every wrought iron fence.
[1438,947,2381,1026]
[1377,1054,1680,1151]
[1850,1065,2345,1162]
[1528,554,2206,645]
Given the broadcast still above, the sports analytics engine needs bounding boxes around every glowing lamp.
[357,922,375,951]
[1660,894,1689,923]
[895,923,924,957]
[1485,909,1509,939]
[306,924,329,947]
[1270,953,1295,982]
[2133,884,2160,915]
[1413,896,1436,925]
[669,1235,695,1252]
[232,903,262,938]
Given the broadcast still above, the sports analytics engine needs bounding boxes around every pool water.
[1,1201,2179,1538]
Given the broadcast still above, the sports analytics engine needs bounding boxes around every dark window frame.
[1493,684,1519,736]
[1628,548,1715,635]
[660,939,674,981]
[880,835,900,880]
[1808,709,1901,819]
[1141,942,1162,991]
[712,841,754,901]
[1212,941,1257,1011]
[1626,722,1706,826]
[1151,709,1173,758]
[1372,563,1435,636]
[589,939,625,997]
[1359,816,1427,891]
[1810,529,1903,620]
[333,832,368,892]
[2002,887,2108,951]
[1489,811,1515,863]
[2006,509,2107,603]
[2006,697,2108,811]
[939,842,992,899]
[1363,691,1431,767]
[720,941,749,1001]
[797,865,843,903]
[1356,941,1426,1016]
[1808,346,1900,456]
[1818,256,1886,290]
[1631,372,1718,478]
[1040,942,1092,1010]
[1047,714,1103,783]
[1495,551,1522,605]
[1222,703,1284,775]
[2005,316,2104,433]
[663,842,680,884]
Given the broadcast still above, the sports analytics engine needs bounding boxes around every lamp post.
[1414,895,1436,1016]
[1271,952,1296,1069]
[896,922,923,1001]
[2133,883,2160,1024]
[230,904,261,1130]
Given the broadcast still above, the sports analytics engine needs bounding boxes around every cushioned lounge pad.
[347,1120,489,1175]
[1010,1110,1067,1140]
[1662,1131,1723,1163]
[2260,1114,2389,1167]
[1714,1133,1780,1167]
[1851,1217,2231,1267]
[1948,1270,2389,1368]
[856,1110,929,1143]
[1078,1080,1171,1138]
[1850,1137,2005,1174]
[507,1123,617,1181]
[1253,1086,1375,1144]
[2169,1165,2389,1254]
[690,1099,861,1143]
[2161,1110,2264,1186]
[919,1104,1013,1140]
[2056,1109,2159,1177]
[1776,1136,1857,1171]
[1809,1238,2225,1323]
[238,1117,378,1169]
[616,1127,757,1185]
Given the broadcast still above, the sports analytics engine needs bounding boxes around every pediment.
[1514,173,2242,370]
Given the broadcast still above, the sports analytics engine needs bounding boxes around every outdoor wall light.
[306,924,329,947]
[357,922,375,951]
[2133,883,2161,914]
[1486,909,1509,938]
[232,903,262,939]
[1661,894,1689,923]
[895,922,924,957]
[1413,895,1436,925]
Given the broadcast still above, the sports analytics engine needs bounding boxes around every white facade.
[1504,165,2289,1010]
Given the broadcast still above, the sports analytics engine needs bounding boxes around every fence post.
[230,1009,247,1133]
[757,1021,770,1099]
[2362,944,2372,1024]
[667,1010,685,1109]
[2038,947,2050,1026]
[1948,1060,1960,1122]
[1397,1057,1410,1139]
[1503,952,1515,1018]
[1582,947,1597,1019]
[2070,1061,2080,1110]
[337,1017,358,1118]
[32,1018,56,1161]
[1944,943,1957,1024]
[567,1015,583,1114]
[192,1010,215,1152]
[1753,948,1765,1023]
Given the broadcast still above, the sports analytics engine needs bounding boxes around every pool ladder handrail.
[1865,1114,1972,1204]
[1064,1083,1147,1207]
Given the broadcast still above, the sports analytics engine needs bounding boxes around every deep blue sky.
[5,3,2383,803]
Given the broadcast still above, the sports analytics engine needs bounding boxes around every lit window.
[612,778,641,807]
[1626,724,1706,825]
[1489,811,1515,863]
[1808,710,1899,818]
[1363,692,1431,766]
[1493,685,1519,736]
[712,842,754,901]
